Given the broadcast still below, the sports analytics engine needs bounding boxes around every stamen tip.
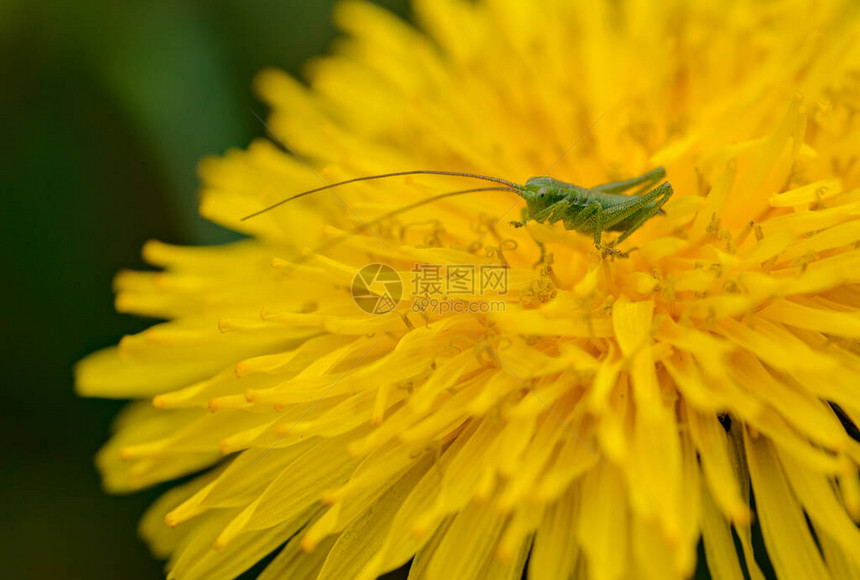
[234,362,247,378]
[300,535,318,553]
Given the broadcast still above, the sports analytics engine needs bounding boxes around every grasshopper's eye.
[537,187,549,198]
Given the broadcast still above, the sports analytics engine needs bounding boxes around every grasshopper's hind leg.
[592,167,666,195]
[609,182,674,246]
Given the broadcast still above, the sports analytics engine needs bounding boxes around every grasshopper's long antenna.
[298,186,518,261]
[544,107,610,176]
[241,170,521,221]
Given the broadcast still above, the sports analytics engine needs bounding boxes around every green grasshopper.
[241,167,672,256]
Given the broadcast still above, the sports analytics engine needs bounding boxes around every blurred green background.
[0,1,407,578]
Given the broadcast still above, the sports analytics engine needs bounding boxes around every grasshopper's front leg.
[532,199,571,224]
[509,207,530,228]
[508,207,532,228]
[510,203,565,265]
[510,199,570,228]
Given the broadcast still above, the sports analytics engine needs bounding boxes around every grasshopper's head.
[521,176,566,213]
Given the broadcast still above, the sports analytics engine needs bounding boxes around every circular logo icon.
[351,263,403,314]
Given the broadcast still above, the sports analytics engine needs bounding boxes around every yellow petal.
[528,488,579,580]
[576,462,629,580]
[745,431,832,580]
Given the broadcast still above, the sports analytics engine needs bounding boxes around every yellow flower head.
[77,0,860,578]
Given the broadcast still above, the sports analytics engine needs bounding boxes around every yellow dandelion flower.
[77,0,860,578]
